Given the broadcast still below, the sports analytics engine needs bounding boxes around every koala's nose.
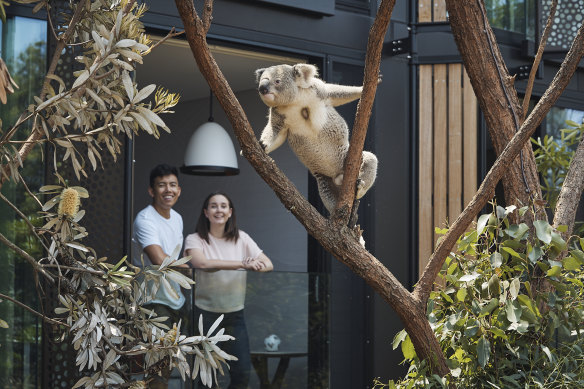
[258,82,269,95]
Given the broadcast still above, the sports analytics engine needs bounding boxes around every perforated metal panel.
[41,1,128,388]
[542,0,584,50]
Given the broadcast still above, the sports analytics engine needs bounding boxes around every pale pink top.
[184,231,262,313]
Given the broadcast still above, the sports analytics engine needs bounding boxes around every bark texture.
[553,137,584,235]
[445,0,544,225]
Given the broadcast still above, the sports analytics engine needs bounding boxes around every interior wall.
[132,88,308,272]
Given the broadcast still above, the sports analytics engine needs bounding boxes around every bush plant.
[382,204,584,388]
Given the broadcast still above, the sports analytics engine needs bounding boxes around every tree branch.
[553,135,584,235]
[0,230,54,282]
[414,18,584,305]
[0,292,66,327]
[332,0,394,225]
[522,0,557,120]
[174,0,450,376]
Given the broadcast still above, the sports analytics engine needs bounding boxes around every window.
[0,16,47,389]
[486,0,537,39]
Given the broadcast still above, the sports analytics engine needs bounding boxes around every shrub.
[385,204,584,388]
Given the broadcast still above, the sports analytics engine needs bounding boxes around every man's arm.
[144,244,189,268]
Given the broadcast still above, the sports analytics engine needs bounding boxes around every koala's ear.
[293,64,317,88]
[255,68,266,83]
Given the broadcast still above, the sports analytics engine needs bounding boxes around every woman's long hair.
[195,192,239,243]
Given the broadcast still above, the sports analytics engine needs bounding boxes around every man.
[132,163,189,388]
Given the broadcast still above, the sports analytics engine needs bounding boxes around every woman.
[184,192,273,389]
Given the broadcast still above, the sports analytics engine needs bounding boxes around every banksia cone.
[58,188,80,218]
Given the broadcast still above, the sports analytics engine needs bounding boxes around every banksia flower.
[161,323,178,345]
[58,188,80,218]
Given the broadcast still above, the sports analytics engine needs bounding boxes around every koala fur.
[255,63,378,213]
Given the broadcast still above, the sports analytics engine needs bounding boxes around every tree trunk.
[445,1,545,224]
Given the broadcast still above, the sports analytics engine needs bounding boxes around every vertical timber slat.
[419,65,433,278]
[463,69,478,207]
[433,64,447,244]
[433,0,447,22]
[419,0,432,23]
[448,64,463,223]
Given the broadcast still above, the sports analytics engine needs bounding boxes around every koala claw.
[378,74,383,84]
[356,179,367,199]
[334,174,344,186]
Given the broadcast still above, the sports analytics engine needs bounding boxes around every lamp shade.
[180,121,240,176]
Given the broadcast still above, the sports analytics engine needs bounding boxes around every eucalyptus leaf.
[490,252,503,268]
[477,213,490,235]
[477,336,490,368]
[401,335,416,360]
[533,220,552,244]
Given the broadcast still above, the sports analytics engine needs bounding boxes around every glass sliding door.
[0,16,47,389]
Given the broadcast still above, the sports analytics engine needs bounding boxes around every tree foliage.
[385,204,584,388]
[0,1,234,387]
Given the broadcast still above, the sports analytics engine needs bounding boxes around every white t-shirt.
[132,205,185,310]
[184,231,262,313]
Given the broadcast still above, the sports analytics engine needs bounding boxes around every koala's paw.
[334,174,344,186]
[259,140,269,153]
[356,179,367,199]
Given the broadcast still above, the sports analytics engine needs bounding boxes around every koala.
[255,63,378,213]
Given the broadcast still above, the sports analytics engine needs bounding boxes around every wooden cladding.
[418,64,478,278]
[418,0,447,23]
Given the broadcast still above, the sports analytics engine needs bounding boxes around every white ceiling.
[135,37,304,102]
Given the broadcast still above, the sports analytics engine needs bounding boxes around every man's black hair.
[149,164,179,188]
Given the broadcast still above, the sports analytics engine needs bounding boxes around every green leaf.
[488,274,501,295]
[517,294,540,319]
[528,246,543,263]
[477,336,490,368]
[490,327,507,339]
[509,278,520,300]
[547,266,561,277]
[0,318,8,328]
[501,246,522,259]
[571,250,584,264]
[459,273,480,282]
[534,220,552,244]
[392,329,407,350]
[39,185,63,192]
[480,299,499,316]
[505,300,522,323]
[564,256,581,271]
[550,230,567,251]
[456,287,468,302]
[490,252,503,268]
[477,214,490,235]
[506,223,529,239]
[401,335,416,360]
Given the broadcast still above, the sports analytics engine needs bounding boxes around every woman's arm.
[186,248,256,271]
[254,252,273,272]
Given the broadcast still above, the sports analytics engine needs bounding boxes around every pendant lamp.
[180,90,240,176]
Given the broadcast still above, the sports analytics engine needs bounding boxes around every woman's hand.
[242,257,264,271]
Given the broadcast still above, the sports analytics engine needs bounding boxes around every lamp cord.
[209,89,214,122]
